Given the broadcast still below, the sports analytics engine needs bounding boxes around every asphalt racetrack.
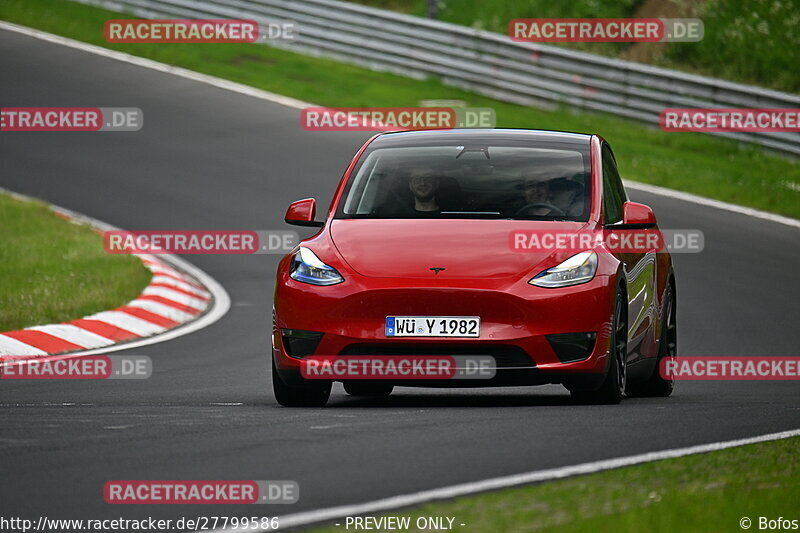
[1,28,799,526]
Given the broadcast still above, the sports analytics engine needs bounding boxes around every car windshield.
[337,143,591,221]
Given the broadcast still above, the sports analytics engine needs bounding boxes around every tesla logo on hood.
[430,267,446,275]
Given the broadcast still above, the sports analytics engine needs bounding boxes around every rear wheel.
[571,290,626,405]
[343,381,394,398]
[627,282,676,398]
[272,357,331,407]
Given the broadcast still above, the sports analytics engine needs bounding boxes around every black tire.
[571,289,626,405]
[272,357,331,407]
[343,381,394,398]
[626,282,676,398]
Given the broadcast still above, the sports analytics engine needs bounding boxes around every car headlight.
[289,247,344,286]
[529,251,597,288]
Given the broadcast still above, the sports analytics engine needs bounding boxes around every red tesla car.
[273,129,676,406]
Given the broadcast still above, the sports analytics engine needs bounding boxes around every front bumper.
[273,270,617,388]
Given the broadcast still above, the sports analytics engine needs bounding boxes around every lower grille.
[339,343,534,368]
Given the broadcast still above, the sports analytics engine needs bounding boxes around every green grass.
[663,0,800,93]
[1,0,798,218]
[0,193,151,331]
[352,0,800,93]
[309,436,800,533]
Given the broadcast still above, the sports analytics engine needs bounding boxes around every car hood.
[330,219,590,279]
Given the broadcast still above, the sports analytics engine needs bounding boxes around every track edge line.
[238,428,800,532]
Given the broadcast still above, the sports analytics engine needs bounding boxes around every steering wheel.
[513,202,566,217]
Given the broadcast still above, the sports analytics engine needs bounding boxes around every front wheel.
[627,282,676,398]
[571,290,626,405]
[272,358,331,407]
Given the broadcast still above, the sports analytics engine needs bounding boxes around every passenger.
[548,178,584,216]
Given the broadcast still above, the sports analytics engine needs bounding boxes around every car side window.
[601,143,627,224]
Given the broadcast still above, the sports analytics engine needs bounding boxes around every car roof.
[372,128,593,147]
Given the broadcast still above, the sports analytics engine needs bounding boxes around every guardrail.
[74,0,800,156]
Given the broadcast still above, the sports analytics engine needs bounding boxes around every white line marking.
[140,255,183,272]
[26,324,114,349]
[207,428,800,532]
[625,180,800,230]
[150,275,211,298]
[142,286,209,310]
[0,335,48,356]
[1,21,796,229]
[146,264,187,278]
[85,311,166,337]
[127,299,196,322]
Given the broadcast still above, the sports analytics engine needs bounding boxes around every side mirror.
[616,201,657,229]
[285,198,324,227]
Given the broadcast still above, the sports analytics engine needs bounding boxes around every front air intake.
[546,332,597,363]
[280,329,324,358]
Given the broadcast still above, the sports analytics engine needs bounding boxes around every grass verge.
[0,0,798,218]
[308,436,800,533]
[0,192,151,331]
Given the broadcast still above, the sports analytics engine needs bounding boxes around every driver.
[517,174,555,216]
[408,166,440,213]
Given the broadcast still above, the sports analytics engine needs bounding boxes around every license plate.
[385,316,480,338]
